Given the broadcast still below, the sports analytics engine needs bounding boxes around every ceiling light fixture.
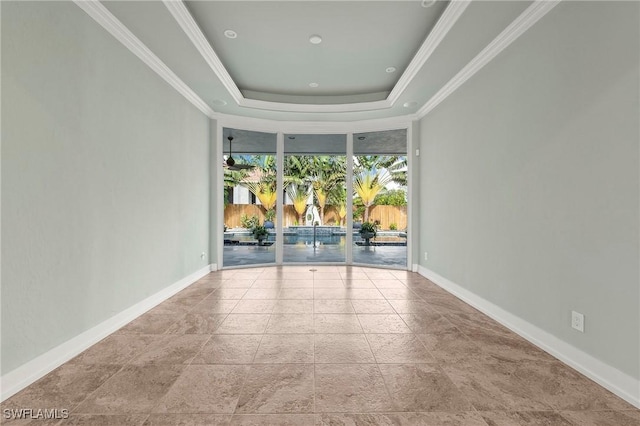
[386,67,397,73]
[421,0,436,8]
[212,99,227,106]
[223,29,237,39]
[309,82,319,88]
[403,101,418,108]
[309,35,322,45]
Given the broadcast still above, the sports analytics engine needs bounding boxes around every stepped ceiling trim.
[417,0,561,118]
[75,0,560,125]
[73,0,215,118]
[164,0,469,114]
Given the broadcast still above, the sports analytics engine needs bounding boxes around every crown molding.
[213,111,414,135]
[74,0,216,118]
[417,0,561,118]
[163,0,243,104]
[164,0,463,115]
[387,0,470,106]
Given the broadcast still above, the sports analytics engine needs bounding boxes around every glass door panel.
[283,134,346,263]
[222,128,277,267]
[352,130,408,268]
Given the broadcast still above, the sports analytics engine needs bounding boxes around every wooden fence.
[224,204,407,230]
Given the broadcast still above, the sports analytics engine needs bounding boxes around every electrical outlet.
[424,252,428,261]
[571,311,584,332]
[200,252,206,260]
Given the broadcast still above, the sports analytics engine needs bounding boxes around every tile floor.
[2,266,639,425]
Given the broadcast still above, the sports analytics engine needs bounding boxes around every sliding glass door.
[352,130,408,268]
[220,127,408,269]
[222,128,277,267]
[283,134,346,263]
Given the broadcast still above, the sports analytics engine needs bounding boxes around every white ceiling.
[86,0,553,123]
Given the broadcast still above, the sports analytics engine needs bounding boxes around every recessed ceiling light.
[212,99,227,106]
[357,136,366,140]
[224,29,237,39]
[386,67,397,73]
[309,82,319,88]
[421,0,436,8]
[403,101,418,108]
[309,35,322,44]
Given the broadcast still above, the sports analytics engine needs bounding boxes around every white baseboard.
[411,263,419,273]
[209,263,218,272]
[0,265,211,402]
[418,265,640,409]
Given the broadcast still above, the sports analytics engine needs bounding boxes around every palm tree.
[286,183,310,224]
[354,170,392,222]
[242,168,277,219]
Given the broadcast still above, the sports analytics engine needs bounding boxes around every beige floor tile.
[215,314,271,334]
[74,364,184,414]
[513,361,638,411]
[466,329,556,363]
[313,289,348,299]
[342,279,377,289]
[191,335,262,364]
[71,334,157,365]
[9,266,636,424]
[116,313,182,335]
[378,288,421,299]
[370,279,407,289]
[357,314,412,333]
[277,289,314,300]
[230,414,315,425]
[312,280,345,288]
[143,414,231,425]
[478,411,573,425]
[313,300,354,314]
[235,365,314,414]
[281,280,314,289]
[387,299,435,314]
[314,364,394,413]
[350,299,395,314]
[417,330,497,364]
[129,335,209,365]
[366,334,435,363]
[560,410,640,426]
[242,289,280,300]
[344,289,385,299]
[210,289,249,300]
[316,412,488,425]
[155,365,248,414]
[231,300,277,314]
[191,298,239,314]
[64,414,149,425]
[441,362,550,411]
[219,280,255,289]
[165,313,228,334]
[314,334,376,363]
[314,314,363,333]
[265,314,314,334]
[254,334,314,363]
[378,364,472,411]
[399,312,458,334]
[2,363,122,411]
[272,299,314,314]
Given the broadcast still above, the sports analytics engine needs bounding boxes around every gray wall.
[419,1,639,379]
[1,2,210,374]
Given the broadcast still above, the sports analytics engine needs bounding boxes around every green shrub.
[240,214,259,229]
[389,223,397,230]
